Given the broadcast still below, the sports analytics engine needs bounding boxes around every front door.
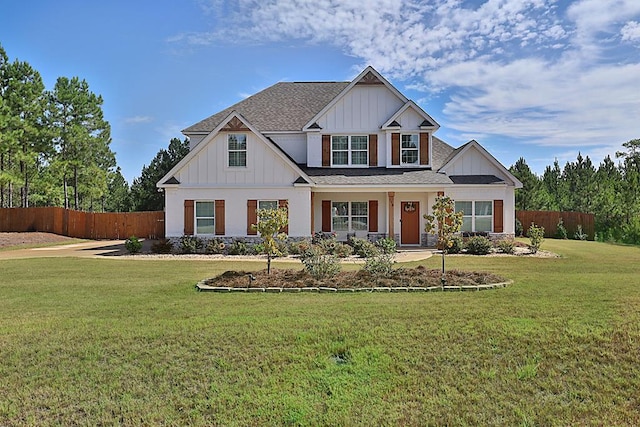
[401,201,420,245]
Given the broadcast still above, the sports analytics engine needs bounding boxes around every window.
[401,134,419,165]
[228,134,247,167]
[331,135,368,166]
[455,201,492,232]
[195,201,215,234]
[258,200,278,211]
[332,201,368,231]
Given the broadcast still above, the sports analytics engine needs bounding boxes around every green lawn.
[1,240,639,426]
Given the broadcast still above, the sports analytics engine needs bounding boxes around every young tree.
[252,207,288,275]
[423,196,463,286]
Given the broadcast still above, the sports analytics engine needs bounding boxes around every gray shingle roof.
[449,175,504,184]
[183,82,350,133]
[300,167,453,186]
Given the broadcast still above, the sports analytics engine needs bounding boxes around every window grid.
[195,201,215,235]
[332,201,368,232]
[401,134,419,165]
[454,200,492,232]
[331,135,368,166]
[228,134,247,167]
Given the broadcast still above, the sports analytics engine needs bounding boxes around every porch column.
[388,191,395,239]
[310,192,315,235]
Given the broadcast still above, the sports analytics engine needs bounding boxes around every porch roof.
[300,166,454,185]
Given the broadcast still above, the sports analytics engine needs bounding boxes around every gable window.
[331,135,368,166]
[195,201,215,234]
[332,201,368,231]
[455,201,492,232]
[228,134,247,167]
[401,134,419,165]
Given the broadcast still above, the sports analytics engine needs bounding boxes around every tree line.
[509,139,640,244]
[0,44,188,213]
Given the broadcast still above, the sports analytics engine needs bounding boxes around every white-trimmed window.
[332,201,368,231]
[401,134,419,165]
[195,201,215,234]
[332,135,368,166]
[228,134,247,167]
[258,200,278,211]
[455,201,492,232]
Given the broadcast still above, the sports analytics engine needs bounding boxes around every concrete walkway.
[0,240,434,263]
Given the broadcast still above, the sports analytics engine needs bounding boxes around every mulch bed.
[202,265,507,289]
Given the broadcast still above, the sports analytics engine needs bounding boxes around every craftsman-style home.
[158,66,521,246]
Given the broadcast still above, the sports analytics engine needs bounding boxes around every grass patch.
[0,238,87,252]
[0,240,639,425]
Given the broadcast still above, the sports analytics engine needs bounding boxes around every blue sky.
[2,0,639,183]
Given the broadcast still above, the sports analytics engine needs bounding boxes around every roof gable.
[158,112,311,188]
[439,140,523,188]
[381,100,440,131]
[302,66,408,131]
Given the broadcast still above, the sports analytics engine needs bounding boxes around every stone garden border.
[195,280,513,293]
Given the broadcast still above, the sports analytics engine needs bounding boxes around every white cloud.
[177,0,640,163]
[124,115,154,125]
[621,21,640,42]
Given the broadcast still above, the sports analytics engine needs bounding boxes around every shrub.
[496,238,515,254]
[205,238,226,254]
[150,238,173,254]
[300,246,341,279]
[228,239,249,255]
[574,225,588,241]
[375,237,397,254]
[364,252,395,276]
[465,236,493,255]
[288,239,311,255]
[556,218,568,239]
[446,236,464,254]
[515,218,524,237]
[527,223,545,254]
[318,237,339,255]
[312,231,336,245]
[333,242,353,258]
[348,236,380,258]
[180,235,203,254]
[124,236,142,254]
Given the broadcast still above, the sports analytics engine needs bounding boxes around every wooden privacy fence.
[516,210,594,240]
[0,207,165,239]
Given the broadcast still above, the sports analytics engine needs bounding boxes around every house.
[157,66,522,246]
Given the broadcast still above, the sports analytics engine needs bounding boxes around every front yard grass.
[0,240,639,425]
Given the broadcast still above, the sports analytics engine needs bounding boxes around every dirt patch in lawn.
[203,265,507,289]
[0,232,77,249]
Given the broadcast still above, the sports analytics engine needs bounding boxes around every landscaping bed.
[199,265,508,291]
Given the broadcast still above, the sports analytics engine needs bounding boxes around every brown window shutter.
[322,200,332,232]
[215,200,225,235]
[247,199,257,235]
[437,191,444,197]
[278,199,289,234]
[391,133,400,165]
[368,200,378,232]
[184,200,194,235]
[420,132,429,165]
[369,134,378,166]
[322,135,331,167]
[494,200,504,233]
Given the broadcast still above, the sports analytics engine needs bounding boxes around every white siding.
[393,107,426,129]
[266,133,307,163]
[446,145,511,181]
[316,86,403,131]
[165,187,311,238]
[307,133,323,167]
[174,132,299,186]
[187,134,206,150]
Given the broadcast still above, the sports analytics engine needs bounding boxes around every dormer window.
[332,135,368,166]
[228,134,247,167]
[401,134,419,165]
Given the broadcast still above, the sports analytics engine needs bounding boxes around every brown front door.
[401,201,420,245]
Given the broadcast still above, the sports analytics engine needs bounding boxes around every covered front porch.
[310,189,444,247]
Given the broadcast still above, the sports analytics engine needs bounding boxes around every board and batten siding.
[164,187,311,238]
[174,132,299,186]
[445,145,509,180]
[265,133,307,164]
